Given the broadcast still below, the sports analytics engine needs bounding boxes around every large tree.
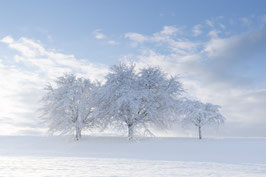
[136,66,184,136]
[93,63,184,140]
[93,63,139,140]
[40,73,96,140]
[180,99,225,139]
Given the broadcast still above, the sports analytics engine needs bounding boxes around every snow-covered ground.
[0,136,266,177]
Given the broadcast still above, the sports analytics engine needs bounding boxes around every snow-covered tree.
[93,63,183,140]
[40,73,96,140]
[137,67,184,135]
[180,99,225,139]
[93,63,139,140]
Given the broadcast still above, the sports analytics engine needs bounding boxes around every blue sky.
[0,0,266,136]
[1,0,266,64]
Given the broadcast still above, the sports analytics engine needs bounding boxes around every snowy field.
[0,136,266,177]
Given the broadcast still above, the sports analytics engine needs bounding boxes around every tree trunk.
[198,126,202,140]
[78,128,81,140]
[128,124,134,141]
[75,115,82,141]
[75,126,81,141]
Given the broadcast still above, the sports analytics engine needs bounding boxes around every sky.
[0,0,266,136]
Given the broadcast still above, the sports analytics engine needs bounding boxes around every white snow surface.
[0,136,266,177]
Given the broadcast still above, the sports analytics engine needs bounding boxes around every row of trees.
[40,62,225,140]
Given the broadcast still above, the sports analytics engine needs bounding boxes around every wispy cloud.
[208,30,220,38]
[124,33,147,43]
[107,40,119,46]
[192,24,202,36]
[240,17,252,26]
[125,26,198,55]
[158,26,181,36]
[1,36,109,79]
[93,29,119,46]
[125,26,182,43]
[205,19,214,27]
[94,29,105,39]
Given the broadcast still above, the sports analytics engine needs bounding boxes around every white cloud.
[205,20,214,27]
[125,26,199,56]
[204,29,266,62]
[1,36,14,43]
[1,36,109,80]
[240,17,252,26]
[107,40,119,46]
[94,29,105,39]
[125,26,181,44]
[0,36,109,135]
[208,30,220,38]
[124,33,147,43]
[192,24,202,36]
[159,26,181,36]
[219,23,226,30]
[93,29,119,46]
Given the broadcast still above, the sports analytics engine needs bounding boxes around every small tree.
[180,99,225,139]
[40,73,95,140]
